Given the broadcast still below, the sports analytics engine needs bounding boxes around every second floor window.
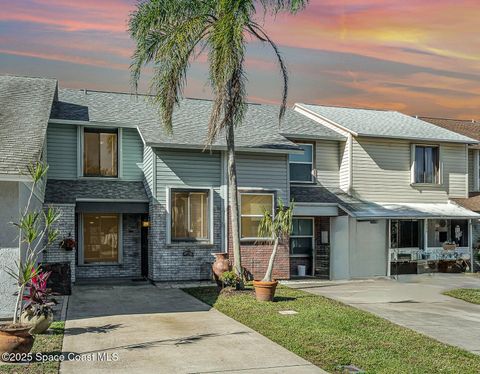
[289,143,313,183]
[83,128,118,177]
[414,145,439,184]
[171,190,209,241]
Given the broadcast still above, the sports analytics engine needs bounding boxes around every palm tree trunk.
[13,284,25,324]
[226,122,242,279]
[263,237,279,282]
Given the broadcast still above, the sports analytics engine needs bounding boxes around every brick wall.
[227,209,290,280]
[148,197,222,282]
[290,257,311,276]
[76,214,142,279]
[43,203,76,282]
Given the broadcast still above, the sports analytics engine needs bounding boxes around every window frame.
[166,187,214,244]
[170,189,211,242]
[289,217,315,258]
[289,143,314,184]
[78,212,123,266]
[80,126,120,179]
[390,219,423,250]
[239,192,275,241]
[411,144,440,185]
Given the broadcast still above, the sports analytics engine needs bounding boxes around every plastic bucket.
[297,265,306,276]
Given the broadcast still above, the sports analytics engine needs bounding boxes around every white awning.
[345,201,480,220]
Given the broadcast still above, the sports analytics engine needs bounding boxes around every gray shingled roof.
[0,75,57,176]
[44,180,148,204]
[297,104,479,144]
[291,186,479,219]
[51,89,341,152]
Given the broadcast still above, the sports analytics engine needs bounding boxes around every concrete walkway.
[61,283,323,374]
[287,274,480,354]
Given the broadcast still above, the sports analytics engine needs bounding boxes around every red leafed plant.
[23,270,56,317]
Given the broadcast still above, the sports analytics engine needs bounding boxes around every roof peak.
[299,102,393,112]
[0,73,57,82]
[59,87,266,106]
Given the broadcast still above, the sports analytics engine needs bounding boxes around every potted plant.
[59,234,76,251]
[0,162,59,359]
[220,270,241,290]
[253,199,294,302]
[443,241,457,251]
[20,270,56,334]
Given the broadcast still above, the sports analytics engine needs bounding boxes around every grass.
[185,286,480,374]
[0,321,65,373]
[443,288,480,304]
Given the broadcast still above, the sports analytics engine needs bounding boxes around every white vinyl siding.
[315,140,340,188]
[339,138,350,192]
[351,137,467,202]
[236,153,288,202]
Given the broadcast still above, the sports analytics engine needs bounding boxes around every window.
[171,190,209,240]
[427,219,468,247]
[83,214,120,264]
[390,219,423,248]
[240,193,274,239]
[83,128,118,177]
[414,145,439,184]
[290,218,314,256]
[289,143,313,183]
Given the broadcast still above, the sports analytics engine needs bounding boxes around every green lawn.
[0,321,65,373]
[443,288,480,305]
[185,286,480,374]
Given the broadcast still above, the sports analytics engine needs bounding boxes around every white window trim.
[474,149,480,191]
[166,187,214,245]
[239,192,275,241]
[78,213,123,266]
[410,144,442,185]
[289,143,314,183]
[79,126,121,180]
[290,217,315,258]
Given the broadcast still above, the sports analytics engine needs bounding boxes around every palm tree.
[128,0,307,279]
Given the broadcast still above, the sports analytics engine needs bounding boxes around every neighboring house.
[289,105,479,278]
[421,116,480,251]
[0,76,58,318]
[1,74,480,310]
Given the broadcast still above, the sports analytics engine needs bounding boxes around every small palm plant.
[254,199,294,301]
[4,161,60,325]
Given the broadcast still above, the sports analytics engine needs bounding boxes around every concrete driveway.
[61,283,323,374]
[287,274,480,354]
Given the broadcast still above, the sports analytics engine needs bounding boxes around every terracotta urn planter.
[20,309,53,335]
[0,323,34,361]
[253,280,278,302]
[211,253,230,278]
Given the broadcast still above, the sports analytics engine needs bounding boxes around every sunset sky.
[1,0,479,119]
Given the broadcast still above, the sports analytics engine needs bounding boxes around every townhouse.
[1,75,479,318]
